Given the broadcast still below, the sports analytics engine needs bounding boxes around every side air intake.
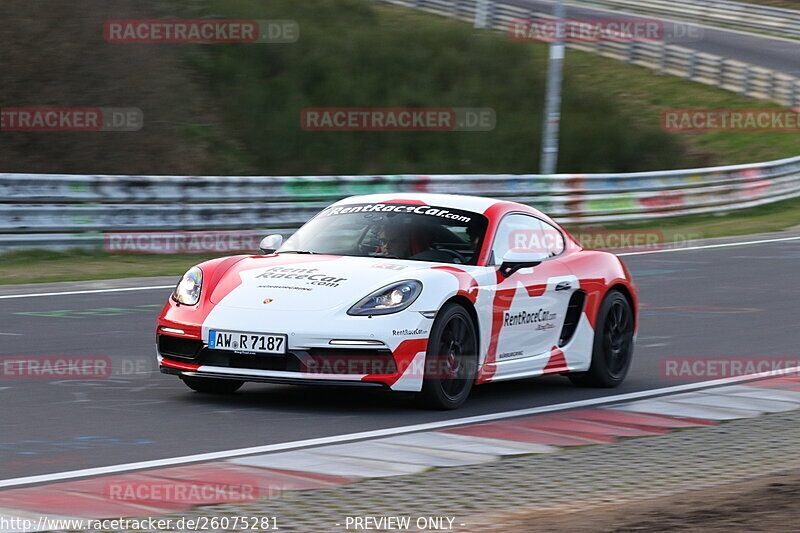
[558,290,586,347]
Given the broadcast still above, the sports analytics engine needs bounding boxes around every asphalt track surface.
[498,0,800,75]
[1,234,798,482]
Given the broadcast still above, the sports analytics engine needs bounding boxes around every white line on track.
[617,235,800,256]
[2,235,798,300]
[0,365,797,490]
[0,285,174,300]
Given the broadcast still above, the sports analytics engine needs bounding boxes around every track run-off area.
[0,234,798,486]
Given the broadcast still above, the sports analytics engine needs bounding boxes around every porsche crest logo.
[263,298,274,305]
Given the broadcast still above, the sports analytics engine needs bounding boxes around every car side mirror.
[499,249,550,277]
[259,234,283,254]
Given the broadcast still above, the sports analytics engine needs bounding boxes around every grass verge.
[567,195,800,241]
[0,250,218,285]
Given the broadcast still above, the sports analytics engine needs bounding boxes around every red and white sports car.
[157,193,637,409]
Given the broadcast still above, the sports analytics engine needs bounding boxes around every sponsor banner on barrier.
[300,108,496,132]
[662,357,800,380]
[104,230,261,254]
[104,19,298,44]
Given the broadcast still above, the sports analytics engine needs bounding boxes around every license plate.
[208,330,287,355]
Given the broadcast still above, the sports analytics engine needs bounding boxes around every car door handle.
[555,281,573,291]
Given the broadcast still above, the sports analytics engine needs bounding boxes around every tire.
[568,289,634,388]
[180,375,244,394]
[416,303,478,410]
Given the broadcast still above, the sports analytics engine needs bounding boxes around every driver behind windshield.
[377,220,453,263]
[279,203,488,265]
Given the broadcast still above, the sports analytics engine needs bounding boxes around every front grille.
[158,335,203,360]
[163,344,399,375]
[230,353,296,371]
[193,348,298,371]
[303,348,397,375]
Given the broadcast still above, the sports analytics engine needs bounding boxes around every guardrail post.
[741,65,752,97]
[453,0,463,19]
[626,42,637,65]
[687,51,697,81]
[486,0,496,30]
[474,0,487,28]
[791,80,799,108]
[658,45,667,74]
[768,71,775,100]
[717,58,725,88]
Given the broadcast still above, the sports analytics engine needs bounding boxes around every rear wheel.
[568,289,634,388]
[180,375,244,394]
[416,303,478,410]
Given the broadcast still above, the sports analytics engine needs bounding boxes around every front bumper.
[157,302,433,391]
[160,364,389,388]
[156,334,428,391]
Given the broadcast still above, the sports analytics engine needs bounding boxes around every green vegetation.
[175,0,798,175]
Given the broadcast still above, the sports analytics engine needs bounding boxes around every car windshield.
[278,202,488,265]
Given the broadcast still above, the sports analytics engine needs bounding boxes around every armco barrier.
[566,0,800,40]
[1,155,799,251]
[377,0,800,107]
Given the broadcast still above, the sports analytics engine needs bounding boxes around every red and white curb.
[2,374,800,530]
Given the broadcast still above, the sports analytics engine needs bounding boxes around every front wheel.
[180,375,244,394]
[568,289,634,388]
[416,303,478,410]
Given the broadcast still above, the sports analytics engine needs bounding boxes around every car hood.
[208,255,437,312]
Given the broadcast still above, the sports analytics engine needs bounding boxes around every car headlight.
[348,280,422,316]
[172,266,203,306]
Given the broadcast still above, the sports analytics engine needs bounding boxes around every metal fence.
[377,0,800,107]
[2,154,799,251]
[568,0,800,39]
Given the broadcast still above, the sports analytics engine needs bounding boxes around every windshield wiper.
[277,250,317,254]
